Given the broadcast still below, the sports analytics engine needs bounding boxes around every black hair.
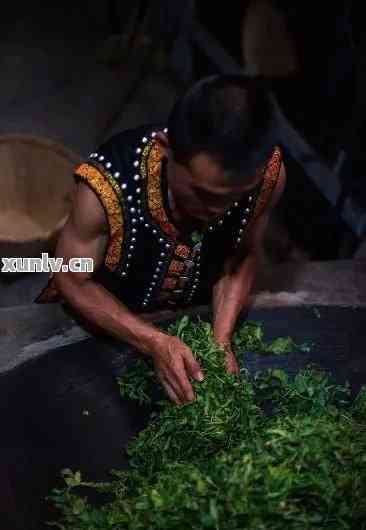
[167,75,277,180]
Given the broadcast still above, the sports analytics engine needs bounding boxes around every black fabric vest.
[36,123,282,312]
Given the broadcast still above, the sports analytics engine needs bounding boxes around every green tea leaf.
[49,318,366,530]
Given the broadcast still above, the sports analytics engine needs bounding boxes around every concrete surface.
[0,259,365,376]
[254,259,366,307]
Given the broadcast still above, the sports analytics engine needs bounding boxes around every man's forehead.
[188,152,265,190]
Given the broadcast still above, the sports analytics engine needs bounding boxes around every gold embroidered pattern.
[175,244,191,259]
[249,147,282,223]
[92,162,123,202]
[75,163,124,270]
[143,139,195,305]
[140,143,150,180]
[146,141,179,239]
[169,260,185,275]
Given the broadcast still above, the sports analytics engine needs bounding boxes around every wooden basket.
[0,134,81,269]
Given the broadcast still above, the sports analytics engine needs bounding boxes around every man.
[36,75,286,405]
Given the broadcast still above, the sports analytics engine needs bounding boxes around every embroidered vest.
[36,124,282,312]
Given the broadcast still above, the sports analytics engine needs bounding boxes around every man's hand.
[212,162,287,373]
[224,345,240,375]
[215,338,240,375]
[152,335,204,405]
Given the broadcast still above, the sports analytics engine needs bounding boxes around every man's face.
[168,152,265,225]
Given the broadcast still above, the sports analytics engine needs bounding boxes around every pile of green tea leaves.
[48,318,366,530]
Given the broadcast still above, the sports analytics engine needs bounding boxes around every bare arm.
[212,163,287,371]
[54,182,203,404]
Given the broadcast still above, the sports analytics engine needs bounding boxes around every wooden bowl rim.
[0,133,82,164]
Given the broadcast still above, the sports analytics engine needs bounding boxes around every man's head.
[158,75,278,224]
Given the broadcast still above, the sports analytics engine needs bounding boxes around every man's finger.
[227,361,239,374]
[226,351,240,374]
[170,358,195,403]
[183,349,204,382]
[161,378,181,405]
[167,372,188,403]
[161,363,187,403]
